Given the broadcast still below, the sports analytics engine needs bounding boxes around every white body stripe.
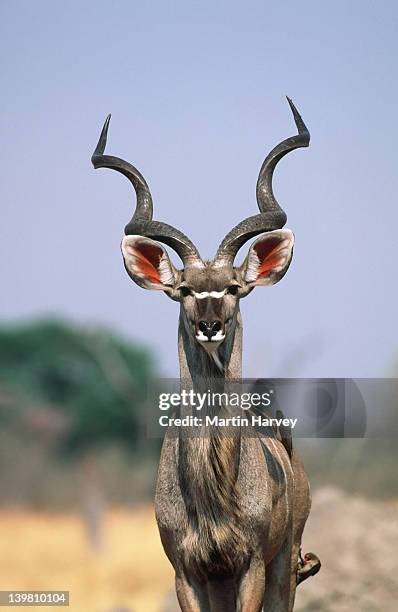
[269,438,290,518]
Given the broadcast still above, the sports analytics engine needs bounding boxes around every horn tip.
[285,96,310,142]
[91,114,112,166]
[286,95,298,113]
[104,113,111,131]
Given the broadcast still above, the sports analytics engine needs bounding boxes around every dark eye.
[180,286,192,297]
[227,285,239,296]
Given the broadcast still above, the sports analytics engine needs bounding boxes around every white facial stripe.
[193,290,226,299]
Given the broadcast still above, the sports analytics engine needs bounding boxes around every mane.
[179,422,248,580]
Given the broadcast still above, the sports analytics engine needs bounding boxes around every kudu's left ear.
[121,236,177,292]
[239,229,294,288]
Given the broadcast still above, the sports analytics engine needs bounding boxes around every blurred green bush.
[0,318,156,455]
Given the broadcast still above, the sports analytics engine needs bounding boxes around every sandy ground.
[0,488,397,611]
[294,487,398,611]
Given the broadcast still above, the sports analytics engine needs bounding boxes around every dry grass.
[0,507,174,612]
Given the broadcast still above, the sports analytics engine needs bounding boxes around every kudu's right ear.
[121,236,177,292]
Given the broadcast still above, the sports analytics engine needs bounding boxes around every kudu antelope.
[92,99,320,611]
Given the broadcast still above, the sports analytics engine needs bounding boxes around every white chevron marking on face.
[193,290,226,299]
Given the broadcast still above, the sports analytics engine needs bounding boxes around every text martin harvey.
[159,415,298,428]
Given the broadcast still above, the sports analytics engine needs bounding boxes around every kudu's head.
[92,99,309,355]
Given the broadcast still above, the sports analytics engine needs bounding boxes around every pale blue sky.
[1,1,397,377]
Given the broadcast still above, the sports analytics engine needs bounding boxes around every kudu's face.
[121,229,294,351]
[92,98,308,354]
[177,264,242,348]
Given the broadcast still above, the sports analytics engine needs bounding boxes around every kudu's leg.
[176,574,237,612]
[288,448,312,608]
[176,569,265,612]
[175,573,209,611]
[236,556,265,612]
[262,534,294,612]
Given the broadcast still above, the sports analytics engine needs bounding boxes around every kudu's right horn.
[214,97,310,266]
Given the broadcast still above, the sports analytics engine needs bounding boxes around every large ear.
[239,229,294,287]
[121,235,177,291]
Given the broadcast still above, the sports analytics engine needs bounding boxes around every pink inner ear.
[129,242,163,283]
[254,237,287,278]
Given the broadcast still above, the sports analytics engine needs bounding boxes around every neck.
[176,308,247,578]
[178,307,243,388]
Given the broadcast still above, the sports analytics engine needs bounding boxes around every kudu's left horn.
[92,115,203,267]
[214,97,310,266]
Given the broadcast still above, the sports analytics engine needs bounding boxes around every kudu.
[92,99,320,611]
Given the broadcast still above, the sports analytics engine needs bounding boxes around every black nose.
[198,320,222,339]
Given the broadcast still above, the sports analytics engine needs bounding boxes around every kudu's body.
[92,99,319,611]
[156,312,311,611]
